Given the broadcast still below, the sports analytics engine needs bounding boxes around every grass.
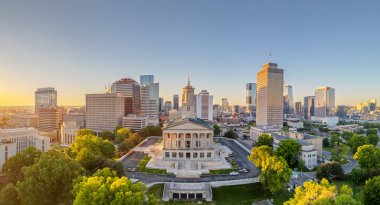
[148,183,293,205]
[137,156,167,174]
[209,169,236,175]
[331,175,364,202]
[323,146,333,152]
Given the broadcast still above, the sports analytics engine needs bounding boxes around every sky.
[0,0,379,106]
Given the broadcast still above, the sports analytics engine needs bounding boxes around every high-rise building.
[369,99,377,112]
[181,78,196,118]
[111,78,140,116]
[140,83,159,125]
[221,98,229,112]
[35,87,57,114]
[85,93,124,133]
[173,94,179,110]
[159,98,164,112]
[283,85,294,115]
[337,105,348,118]
[38,106,64,142]
[164,101,172,115]
[195,90,213,121]
[314,87,335,117]
[140,75,154,86]
[246,83,256,114]
[256,62,284,127]
[294,101,303,116]
[304,96,315,120]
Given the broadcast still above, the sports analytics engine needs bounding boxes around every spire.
[187,76,190,86]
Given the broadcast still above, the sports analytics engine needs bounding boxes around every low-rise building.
[9,114,39,128]
[250,125,281,142]
[284,117,304,129]
[310,116,339,127]
[122,115,148,132]
[60,121,80,146]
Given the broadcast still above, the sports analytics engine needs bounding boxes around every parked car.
[238,168,248,173]
[229,171,239,176]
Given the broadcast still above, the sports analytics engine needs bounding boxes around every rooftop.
[165,118,212,130]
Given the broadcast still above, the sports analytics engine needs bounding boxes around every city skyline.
[1,1,380,106]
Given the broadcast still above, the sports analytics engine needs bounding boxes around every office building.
[195,90,213,121]
[246,83,256,114]
[140,75,154,86]
[295,101,303,116]
[85,93,124,133]
[0,128,50,169]
[337,105,348,119]
[9,114,39,128]
[368,99,377,112]
[283,85,294,115]
[173,94,179,110]
[159,97,164,112]
[314,86,335,117]
[181,78,196,118]
[111,78,140,116]
[140,83,160,125]
[60,121,80,146]
[256,62,284,128]
[164,101,172,115]
[35,87,57,114]
[122,114,148,132]
[221,98,229,112]
[38,106,64,141]
[304,96,315,120]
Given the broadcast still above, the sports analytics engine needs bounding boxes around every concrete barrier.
[210,177,259,187]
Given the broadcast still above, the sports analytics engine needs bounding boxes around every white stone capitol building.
[145,118,231,178]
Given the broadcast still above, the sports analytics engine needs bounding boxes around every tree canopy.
[223,130,238,139]
[330,142,350,164]
[276,139,301,168]
[256,134,273,147]
[367,134,379,146]
[248,145,274,169]
[141,126,162,138]
[316,162,344,181]
[213,124,221,136]
[72,168,157,205]
[353,144,380,169]
[99,130,115,141]
[363,176,380,205]
[348,135,368,153]
[366,128,377,136]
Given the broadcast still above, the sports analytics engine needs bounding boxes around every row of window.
[164,151,212,159]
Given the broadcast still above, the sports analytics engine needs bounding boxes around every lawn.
[137,156,167,174]
[331,175,364,202]
[209,169,236,175]
[148,183,293,205]
[322,146,332,152]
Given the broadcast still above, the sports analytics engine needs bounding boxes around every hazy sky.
[0,0,379,106]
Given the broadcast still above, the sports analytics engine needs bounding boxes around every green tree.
[276,139,301,168]
[363,176,380,205]
[316,163,330,180]
[348,135,369,153]
[330,143,350,164]
[99,130,115,141]
[248,145,274,168]
[69,134,116,170]
[366,128,377,136]
[330,134,342,147]
[353,144,380,169]
[256,134,273,147]
[1,146,42,183]
[323,138,330,147]
[117,133,143,156]
[141,126,162,138]
[77,128,95,137]
[72,168,157,205]
[0,183,19,205]
[260,156,292,193]
[367,134,379,146]
[223,130,238,139]
[115,127,132,143]
[213,124,221,136]
[341,131,354,141]
[18,150,83,205]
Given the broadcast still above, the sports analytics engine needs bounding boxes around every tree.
[223,130,238,139]
[115,127,132,143]
[367,134,379,146]
[18,150,83,205]
[1,146,42,183]
[316,163,330,180]
[213,124,221,136]
[348,135,369,153]
[73,168,157,205]
[141,126,162,138]
[0,183,19,205]
[328,161,344,180]
[260,156,292,193]
[330,143,350,164]
[353,144,380,169]
[77,128,95,137]
[323,138,330,147]
[341,131,354,141]
[330,134,342,147]
[363,176,380,205]
[256,134,274,147]
[366,128,377,136]
[276,139,301,168]
[248,145,274,168]
[284,179,359,205]
[69,134,116,170]
[99,130,115,141]
[117,133,143,156]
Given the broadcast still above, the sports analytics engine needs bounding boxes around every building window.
[207,152,211,158]
[193,152,198,158]
[165,152,170,158]
[172,152,177,158]
[200,152,204,158]
[179,152,184,158]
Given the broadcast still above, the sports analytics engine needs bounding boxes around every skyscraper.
[173,94,179,110]
[35,87,57,114]
[304,96,315,120]
[181,78,196,118]
[38,106,64,142]
[369,99,377,112]
[85,93,124,132]
[314,86,335,117]
[256,62,284,127]
[246,83,256,114]
[195,90,213,121]
[221,98,229,112]
[164,101,172,115]
[111,78,140,116]
[159,97,164,112]
[140,83,160,125]
[337,105,348,118]
[295,101,303,116]
[283,85,294,115]
[140,75,154,86]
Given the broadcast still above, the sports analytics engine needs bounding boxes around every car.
[238,168,248,173]
[229,171,239,176]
